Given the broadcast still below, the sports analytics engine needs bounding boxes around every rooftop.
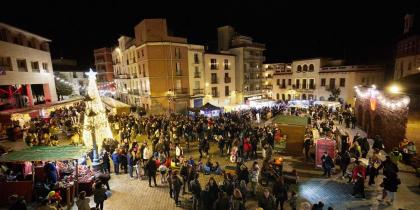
[0,22,51,42]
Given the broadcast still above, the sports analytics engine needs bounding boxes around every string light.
[354,86,410,110]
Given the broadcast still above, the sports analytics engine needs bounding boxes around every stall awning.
[272,115,308,127]
[0,146,89,162]
[200,103,221,111]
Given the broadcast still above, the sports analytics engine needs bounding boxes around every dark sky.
[1,0,420,69]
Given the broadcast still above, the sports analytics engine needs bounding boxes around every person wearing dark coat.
[111,151,120,175]
[237,165,249,184]
[380,172,401,204]
[145,158,157,187]
[273,177,288,210]
[172,171,183,206]
[372,135,384,151]
[352,173,365,198]
[199,186,212,210]
[212,191,229,210]
[321,152,334,177]
[207,177,219,208]
[360,138,370,158]
[94,172,111,190]
[258,188,276,210]
[340,151,351,177]
[102,152,111,173]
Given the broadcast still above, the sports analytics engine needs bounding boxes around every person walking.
[127,150,134,178]
[340,150,351,179]
[258,188,276,210]
[273,176,288,210]
[111,150,120,175]
[145,157,157,187]
[190,173,202,210]
[303,137,312,162]
[250,161,260,196]
[321,152,334,177]
[93,182,107,210]
[379,172,401,205]
[172,171,183,207]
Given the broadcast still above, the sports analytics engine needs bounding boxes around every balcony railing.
[278,84,286,89]
[210,64,219,70]
[192,89,204,95]
[309,84,316,89]
[211,78,219,84]
[211,91,219,98]
[175,71,182,76]
[224,77,231,83]
[174,88,188,95]
[32,68,40,73]
[117,74,129,79]
[263,84,273,90]
[194,72,201,78]
[326,85,336,90]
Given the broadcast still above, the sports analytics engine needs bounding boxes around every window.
[295,79,300,89]
[408,62,412,71]
[194,53,199,64]
[175,62,181,75]
[287,94,291,100]
[276,79,280,85]
[0,57,12,71]
[321,78,326,86]
[42,63,48,72]
[212,87,218,97]
[309,79,315,89]
[73,72,77,78]
[0,29,7,41]
[288,79,292,85]
[31,61,40,72]
[210,59,218,70]
[302,79,307,89]
[276,93,279,100]
[297,65,302,72]
[329,78,336,88]
[175,48,181,59]
[141,50,144,57]
[309,64,314,71]
[211,73,218,84]
[303,65,308,72]
[339,78,346,87]
[225,86,230,96]
[224,59,229,70]
[137,51,140,58]
[17,59,27,72]
[282,94,285,100]
[143,64,146,77]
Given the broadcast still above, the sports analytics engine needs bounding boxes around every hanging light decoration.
[354,86,410,110]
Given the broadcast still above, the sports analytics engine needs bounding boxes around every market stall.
[199,103,222,117]
[272,115,308,154]
[0,146,91,207]
[101,96,130,116]
[315,137,336,168]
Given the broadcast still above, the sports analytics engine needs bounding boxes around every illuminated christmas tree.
[82,69,113,160]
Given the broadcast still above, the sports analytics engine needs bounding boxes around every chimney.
[404,14,414,34]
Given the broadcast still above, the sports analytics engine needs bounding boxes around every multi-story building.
[52,58,88,96]
[262,63,291,100]
[203,53,236,107]
[188,44,205,108]
[94,47,114,83]
[112,19,191,113]
[267,58,385,103]
[0,22,57,108]
[394,14,420,80]
[217,26,266,104]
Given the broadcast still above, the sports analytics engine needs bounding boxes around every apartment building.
[94,47,114,83]
[0,22,57,109]
[203,53,236,107]
[188,45,205,108]
[267,58,385,103]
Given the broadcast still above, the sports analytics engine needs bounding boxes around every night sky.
[1,1,420,73]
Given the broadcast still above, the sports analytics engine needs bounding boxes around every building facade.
[188,45,205,108]
[266,58,385,103]
[262,63,291,100]
[217,26,266,104]
[394,14,420,80]
[112,19,191,113]
[203,53,236,107]
[94,47,114,83]
[0,22,57,109]
[52,58,88,96]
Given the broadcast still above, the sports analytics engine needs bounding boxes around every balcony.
[211,91,219,98]
[175,70,182,76]
[211,78,219,84]
[224,77,231,83]
[326,85,336,90]
[244,90,262,95]
[278,84,286,89]
[262,84,273,90]
[210,64,219,70]
[309,84,316,89]
[194,72,201,78]
[192,88,204,95]
[32,68,40,73]
[117,74,129,79]
[131,74,138,79]
[129,89,140,95]
[174,88,188,95]
[0,65,12,71]
[194,59,200,64]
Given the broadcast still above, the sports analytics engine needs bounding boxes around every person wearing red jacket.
[243,137,252,160]
[349,161,366,183]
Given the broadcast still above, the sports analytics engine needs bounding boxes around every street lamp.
[388,84,401,94]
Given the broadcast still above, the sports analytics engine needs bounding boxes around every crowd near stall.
[0,94,418,210]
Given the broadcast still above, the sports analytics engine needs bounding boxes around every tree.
[327,87,341,101]
[55,74,73,100]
